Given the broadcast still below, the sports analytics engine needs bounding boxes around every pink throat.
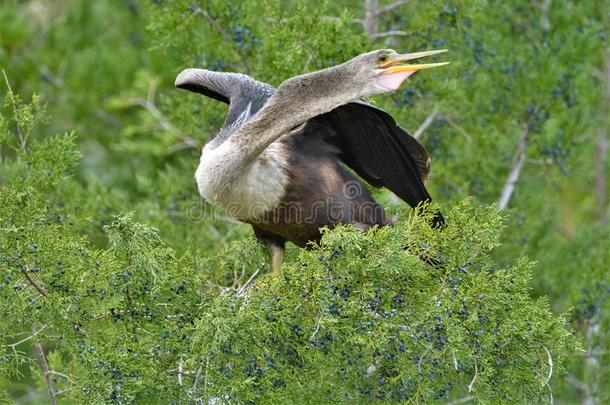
[375,71,416,91]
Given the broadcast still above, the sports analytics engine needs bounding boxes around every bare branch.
[19,267,49,298]
[443,116,473,144]
[192,366,203,397]
[237,267,262,295]
[468,357,478,393]
[309,314,323,341]
[363,0,379,37]
[595,51,610,225]
[5,324,48,350]
[413,107,439,140]
[369,30,408,39]
[47,370,75,384]
[178,357,184,386]
[55,387,75,396]
[130,81,202,151]
[374,0,411,17]
[196,7,252,73]
[543,346,553,385]
[447,397,474,405]
[362,1,411,39]
[498,125,530,210]
[538,0,552,31]
[565,373,593,403]
[34,337,57,405]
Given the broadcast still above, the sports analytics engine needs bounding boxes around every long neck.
[228,63,360,165]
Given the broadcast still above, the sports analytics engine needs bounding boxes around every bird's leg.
[251,226,286,276]
[269,244,284,276]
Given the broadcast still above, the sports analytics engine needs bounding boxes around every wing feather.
[175,69,275,128]
[311,102,442,223]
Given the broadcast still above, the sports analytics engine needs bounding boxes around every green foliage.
[1,0,608,403]
[191,203,576,403]
[0,109,577,401]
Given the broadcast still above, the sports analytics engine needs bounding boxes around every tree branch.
[363,0,379,37]
[19,267,49,298]
[468,357,478,393]
[362,1,411,38]
[565,373,593,403]
[498,125,530,210]
[369,30,408,39]
[595,51,610,225]
[543,346,553,385]
[413,107,438,140]
[237,267,262,295]
[442,116,473,144]
[447,397,474,405]
[178,357,184,386]
[5,324,48,350]
[374,0,411,17]
[130,81,202,152]
[195,7,252,73]
[34,335,57,405]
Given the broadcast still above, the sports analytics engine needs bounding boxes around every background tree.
[0,0,607,403]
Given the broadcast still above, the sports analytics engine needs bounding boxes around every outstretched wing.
[310,101,443,224]
[175,69,275,128]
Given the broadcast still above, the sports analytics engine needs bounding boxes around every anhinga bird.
[176,49,448,275]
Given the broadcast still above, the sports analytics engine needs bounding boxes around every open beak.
[375,49,449,91]
[380,49,449,73]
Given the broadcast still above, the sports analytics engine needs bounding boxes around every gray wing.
[175,69,275,128]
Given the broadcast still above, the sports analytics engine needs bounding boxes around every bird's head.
[344,49,449,96]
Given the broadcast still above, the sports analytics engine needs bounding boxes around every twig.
[48,370,75,384]
[452,349,458,371]
[413,107,438,140]
[130,81,201,151]
[362,0,411,38]
[55,388,75,396]
[572,350,608,357]
[363,0,379,37]
[538,0,552,31]
[565,373,592,400]
[34,335,57,405]
[498,125,530,210]
[369,30,408,39]
[178,357,184,386]
[196,7,252,73]
[39,65,65,88]
[373,0,411,17]
[192,366,203,399]
[543,346,553,385]
[417,347,431,374]
[443,116,473,144]
[237,267,262,295]
[308,314,323,341]
[19,267,48,298]
[595,51,610,225]
[468,357,478,393]
[2,69,26,152]
[447,396,474,405]
[6,324,48,350]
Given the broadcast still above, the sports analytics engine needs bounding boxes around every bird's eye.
[378,54,389,65]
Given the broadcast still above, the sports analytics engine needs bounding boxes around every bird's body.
[176,49,448,273]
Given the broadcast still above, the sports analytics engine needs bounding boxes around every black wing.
[311,101,444,225]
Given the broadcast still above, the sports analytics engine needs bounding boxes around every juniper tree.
[1,0,608,403]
